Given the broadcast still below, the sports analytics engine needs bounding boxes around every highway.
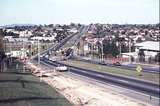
[41,58,160,98]
[32,25,87,60]
[33,25,160,98]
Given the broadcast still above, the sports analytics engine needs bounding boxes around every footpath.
[0,60,72,106]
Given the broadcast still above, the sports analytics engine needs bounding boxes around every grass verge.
[63,60,159,84]
[0,61,72,106]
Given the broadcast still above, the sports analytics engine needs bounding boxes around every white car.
[45,55,49,59]
[56,66,68,72]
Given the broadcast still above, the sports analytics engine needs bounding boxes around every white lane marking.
[77,70,89,74]
[96,74,105,77]
[118,80,129,83]
[156,88,160,91]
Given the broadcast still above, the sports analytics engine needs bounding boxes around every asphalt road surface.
[41,58,160,98]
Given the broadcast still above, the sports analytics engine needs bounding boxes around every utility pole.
[119,41,122,63]
[119,42,121,57]
[92,43,94,59]
[100,39,104,62]
[38,39,40,66]
[4,39,6,52]
[30,42,32,57]
[101,42,103,61]
[129,39,131,63]
[9,40,13,65]
[37,39,42,82]
[22,35,25,72]
[98,38,104,71]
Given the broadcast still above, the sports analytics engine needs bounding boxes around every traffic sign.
[136,65,143,76]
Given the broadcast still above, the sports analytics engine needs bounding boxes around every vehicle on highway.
[113,61,121,66]
[56,65,68,72]
[98,60,106,65]
[44,54,49,59]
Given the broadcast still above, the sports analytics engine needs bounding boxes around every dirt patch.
[28,62,152,106]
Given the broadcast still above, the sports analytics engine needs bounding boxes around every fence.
[104,57,159,65]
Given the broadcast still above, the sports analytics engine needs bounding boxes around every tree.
[155,53,160,63]
[138,50,145,62]
[48,24,54,28]
[136,37,142,43]
[111,42,119,57]
[0,30,6,71]
[103,40,119,57]
[96,41,102,58]
[70,23,75,27]
[78,23,81,27]
[0,29,5,52]
[103,40,111,55]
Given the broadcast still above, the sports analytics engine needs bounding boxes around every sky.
[0,0,159,25]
